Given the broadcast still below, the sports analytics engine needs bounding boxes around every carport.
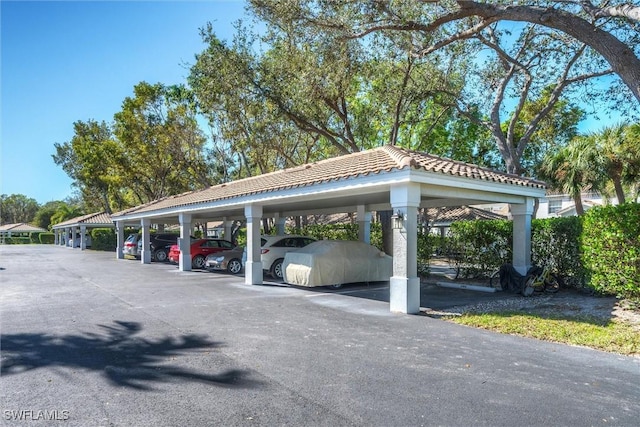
[52,212,113,249]
[111,146,545,314]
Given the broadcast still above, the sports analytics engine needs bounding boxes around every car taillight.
[125,242,135,247]
[261,249,269,254]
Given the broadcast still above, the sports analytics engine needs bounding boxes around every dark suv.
[125,233,180,262]
[148,233,180,262]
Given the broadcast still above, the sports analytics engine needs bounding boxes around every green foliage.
[29,232,44,244]
[50,204,84,226]
[449,220,513,278]
[581,203,640,300]
[417,232,437,276]
[300,224,359,241]
[113,81,212,205]
[0,194,39,224]
[38,233,55,244]
[91,228,117,252]
[2,237,31,245]
[52,120,122,213]
[531,217,584,287]
[33,201,66,230]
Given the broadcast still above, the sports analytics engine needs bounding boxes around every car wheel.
[192,255,206,269]
[154,249,168,262]
[227,258,242,275]
[270,258,284,279]
[327,284,343,289]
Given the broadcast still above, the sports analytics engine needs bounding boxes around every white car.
[282,240,392,288]
[245,235,316,279]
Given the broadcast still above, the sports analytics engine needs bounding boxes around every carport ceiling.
[111,145,545,225]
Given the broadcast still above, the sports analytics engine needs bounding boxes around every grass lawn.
[446,311,640,356]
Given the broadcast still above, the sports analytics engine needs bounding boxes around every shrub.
[3,237,31,244]
[581,203,640,300]
[91,228,117,252]
[301,223,359,241]
[449,219,512,278]
[29,232,44,243]
[531,216,584,287]
[39,232,55,244]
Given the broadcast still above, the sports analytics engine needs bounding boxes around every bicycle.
[522,265,561,296]
[489,264,561,295]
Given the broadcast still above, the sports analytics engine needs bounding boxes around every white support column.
[54,230,59,245]
[116,221,125,259]
[511,198,534,275]
[179,213,192,271]
[72,227,79,248]
[80,225,87,250]
[390,183,421,314]
[357,205,372,244]
[141,218,151,264]
[223,218,234,243]
[244,204,263,285]
[274,213,286,236]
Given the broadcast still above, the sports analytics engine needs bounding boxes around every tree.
[53,120,124,214]
[540,122,640,212]
[588,123,640,204]
[113,82,213,204]
[539,137,595,215]
[50,204,84,226]
[249,0,639,174]
[33,201,66,230]
[0,194,39,225]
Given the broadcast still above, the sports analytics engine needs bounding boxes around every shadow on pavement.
[1,321,259,391]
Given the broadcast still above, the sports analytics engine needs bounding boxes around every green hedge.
[38,232,55,244]
[91,228,117,251]
[581,203,640,300]
[531,217,584,287]
[29,232,43,243]
[2,237,32,244]
[449,217,583,283]
[449,219,513,278]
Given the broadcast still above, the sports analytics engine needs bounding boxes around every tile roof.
[0,223,47,232]
[52,212,113,228]
[426,206,506,224]
[113,146,545,217]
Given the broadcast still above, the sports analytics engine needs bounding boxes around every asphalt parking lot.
[1,245,639,426]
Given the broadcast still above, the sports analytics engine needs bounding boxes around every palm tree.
[587,122,640,204]
[50,204,84,226]
[539,136,597,215]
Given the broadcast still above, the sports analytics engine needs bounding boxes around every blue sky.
[1,0,247,204]
[0,1,632,206]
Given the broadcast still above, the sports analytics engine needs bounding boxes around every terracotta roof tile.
[426,206,506,224]
[113,146,545,217]
[0,223,47,232]
[53,212,113,228]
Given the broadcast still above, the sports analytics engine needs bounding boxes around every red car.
[168,238,235,269]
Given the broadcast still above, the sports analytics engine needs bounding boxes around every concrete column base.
[390,276,421,314]
[245,261,263,285]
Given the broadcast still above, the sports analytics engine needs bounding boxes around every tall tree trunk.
[573,194,584,215]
